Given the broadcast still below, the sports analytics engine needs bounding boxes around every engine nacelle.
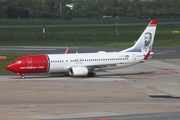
[69,67,88,76]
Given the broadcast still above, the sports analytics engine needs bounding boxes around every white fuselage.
[47,52,144,73]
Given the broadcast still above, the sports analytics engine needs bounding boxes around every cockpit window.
[15,61,21,64]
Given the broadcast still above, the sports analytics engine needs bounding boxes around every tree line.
[0,0,180,19]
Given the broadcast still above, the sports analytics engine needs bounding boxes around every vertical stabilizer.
[122,20,158,54]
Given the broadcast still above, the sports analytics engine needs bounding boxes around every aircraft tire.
[21,76,25,79]
[88,72,95,77]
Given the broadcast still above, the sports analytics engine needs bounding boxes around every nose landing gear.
[17,73,25,79]
[21,75,25,79]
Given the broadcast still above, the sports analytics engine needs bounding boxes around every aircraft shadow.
[8,71,157,79]
[96,71,157,77]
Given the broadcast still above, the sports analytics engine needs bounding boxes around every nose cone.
[6,63,15,72]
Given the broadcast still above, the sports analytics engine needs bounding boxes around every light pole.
[60,4,62,13]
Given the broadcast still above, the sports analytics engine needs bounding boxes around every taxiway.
[0,58,180,120]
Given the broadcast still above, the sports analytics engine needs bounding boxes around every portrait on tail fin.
[142,32,152,54]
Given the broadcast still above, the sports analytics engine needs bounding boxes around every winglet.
[65,46,70,54]
[149,20,158,26]
[142,51,151,61]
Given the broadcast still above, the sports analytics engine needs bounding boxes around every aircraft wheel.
[88,72,95,77]
[64,72,70,77]
[21,75,25,79]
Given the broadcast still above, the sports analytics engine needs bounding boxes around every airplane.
[6,20,158,79]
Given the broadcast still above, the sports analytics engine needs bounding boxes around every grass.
[0,19,143,26]
[0,18,179,26]
[0,24,180,47]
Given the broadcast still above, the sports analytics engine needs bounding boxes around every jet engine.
[69,67,88,76]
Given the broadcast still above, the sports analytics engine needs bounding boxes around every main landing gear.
[17,73,25,79]
[88,72,96,77]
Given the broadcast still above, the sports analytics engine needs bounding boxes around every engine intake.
[69,67,88,76]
